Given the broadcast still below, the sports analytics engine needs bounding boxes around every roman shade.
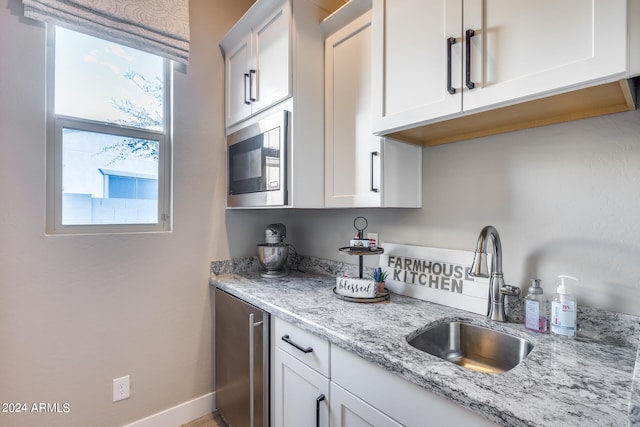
[22,0,190,64]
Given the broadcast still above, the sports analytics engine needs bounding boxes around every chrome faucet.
[469,225,520,322]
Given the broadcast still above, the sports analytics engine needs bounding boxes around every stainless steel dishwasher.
[215,288,270,427]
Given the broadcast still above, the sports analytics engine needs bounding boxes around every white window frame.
[45,25,173,235]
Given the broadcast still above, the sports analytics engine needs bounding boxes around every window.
[46,26,172,234]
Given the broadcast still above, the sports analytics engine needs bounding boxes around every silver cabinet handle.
[281,334,313,353]
[249,313,263,427]
[370,151,379,193]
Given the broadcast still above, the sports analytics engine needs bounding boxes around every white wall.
[227,108,640,316]
[0,1,252,426]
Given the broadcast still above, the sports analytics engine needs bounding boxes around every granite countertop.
[211,268,640,427]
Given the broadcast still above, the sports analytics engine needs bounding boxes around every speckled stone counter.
[631,345,640,425]
[210,260,640,427]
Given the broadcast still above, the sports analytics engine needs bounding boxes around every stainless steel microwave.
[227,110,289,208]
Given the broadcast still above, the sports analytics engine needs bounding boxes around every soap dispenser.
[524,279,546,333]
[550,275,579,337]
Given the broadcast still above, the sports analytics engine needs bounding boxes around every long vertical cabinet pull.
[370,151,380,193]
[446,37,456,95]
[465,29,476,90]
[315,394,326,427]
[249,69,257,102]
[248,313,264,427]
[244,73,251,105]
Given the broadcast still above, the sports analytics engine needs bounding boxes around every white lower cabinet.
[274,347,330,427]
[273,318,498,427]
[330,382,402,427]
[274,318,331,426]
[331,346,498,427]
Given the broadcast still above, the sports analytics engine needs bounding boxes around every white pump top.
[557,274,579,294]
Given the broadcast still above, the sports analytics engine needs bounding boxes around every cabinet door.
[274,348,329,427]
[332,346,498,427]
[225,34,252,127]
[462,0,627,112]
[251,0,291,114]
[330,383,402,427]
[372,0,463,134]
[325,11,381,208]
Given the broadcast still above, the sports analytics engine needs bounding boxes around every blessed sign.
[379,243,490,315]
[335,276,376,298]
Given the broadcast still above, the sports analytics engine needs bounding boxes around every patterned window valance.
[23,0,190,64]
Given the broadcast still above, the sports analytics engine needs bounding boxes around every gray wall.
[228,109,640,316]
[0,1,252,426]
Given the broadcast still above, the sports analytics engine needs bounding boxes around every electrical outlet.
[113,375,130,402]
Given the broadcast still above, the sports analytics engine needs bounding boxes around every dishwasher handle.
[249,313,264,427]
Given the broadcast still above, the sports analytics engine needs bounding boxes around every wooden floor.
[180,412,226,427]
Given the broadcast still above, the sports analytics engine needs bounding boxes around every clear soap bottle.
[524,279,547,333]
[550,275,579,338]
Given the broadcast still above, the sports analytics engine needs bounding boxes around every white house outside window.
[46,26,172,234]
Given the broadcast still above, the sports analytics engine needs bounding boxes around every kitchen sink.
[407,321,534,374]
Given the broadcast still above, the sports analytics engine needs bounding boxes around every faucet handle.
[500,285,521,297]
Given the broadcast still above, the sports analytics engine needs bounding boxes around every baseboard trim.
[123,392,216,427]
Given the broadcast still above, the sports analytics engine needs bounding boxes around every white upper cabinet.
[224,34,253,126]
[221,0,291,127]
[222,0,329,208]
[372,0,462,133]
[461,0,627,112]
[250,5,291,114]
[324,7,421,208]
[372,0,628,134]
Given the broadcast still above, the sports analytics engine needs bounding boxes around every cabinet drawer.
[275,317,330,376]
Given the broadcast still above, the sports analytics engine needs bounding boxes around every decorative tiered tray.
[332,287,390,303]
[333,216,388,303]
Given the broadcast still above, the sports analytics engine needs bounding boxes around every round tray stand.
[338,246,385,279]
[332,286,390,303]
[336,246,387,303]
[335,216,388,303]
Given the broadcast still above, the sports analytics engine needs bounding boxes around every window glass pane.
[55,27,164,131]
[108,176,137,199]
[61,128,159,225]
[137,178,158,200]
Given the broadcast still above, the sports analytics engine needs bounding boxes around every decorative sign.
[379,243,490,315]
[335,277,376,298]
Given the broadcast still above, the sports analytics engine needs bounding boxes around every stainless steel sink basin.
[407,321,534,374]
